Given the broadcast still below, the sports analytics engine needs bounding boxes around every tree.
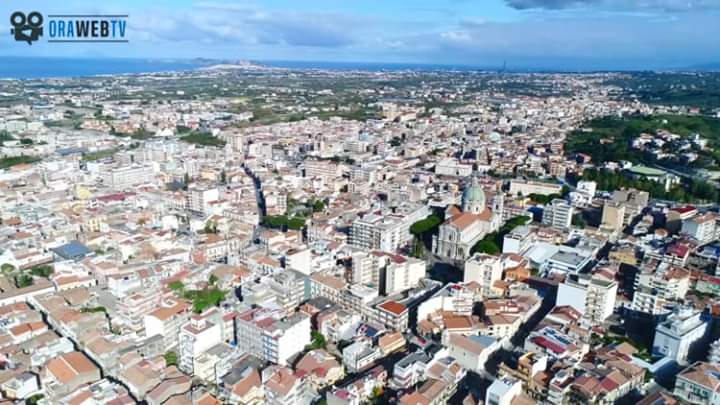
[220,170,227,184]
[14,274,34,288]
[1,263,15,274]
[572,213,587,228]
[30,265,53,278]
[164,351,178,367]
[472,240,501,255]
[209,274,218,285]
[309,331,327,350]
[168,280,184,292]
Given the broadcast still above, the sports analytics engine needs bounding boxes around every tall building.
[350,203,430,252]
[385,256,426,295]
[101,164,154,190]
[178,314,223,374]
[682,213,720,245]
[235,308,311,366]
[542,199,574,229]
[187,183,220,215]
[464,253,503,298]
[673,362,720,405]
[556,273,618,326]
[653,306,708,365]
[600,200,626,233]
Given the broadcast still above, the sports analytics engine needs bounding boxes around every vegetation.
[27,394,44,405]
[528,193,562,205]
[164,351,178,367]
[183,287,227,313]
[582,167,719,203]
[410,215,443,236]
[0,130,14,145]
[29,265,53,278]
[1,263,15,274]
[168,280,184,292]
[180,131,226,147]
[262,215,306,230]
[14,274,34,288]
[80,306,107,314]
[608,72,720,111]
[0,155,40,169]
[204,220,219,234]
[471,216,531,255]
[307,331,327,350]
[566,114,720,170]
[82,148,117,161]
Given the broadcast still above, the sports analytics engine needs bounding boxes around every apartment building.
[144,300,191,349]
[101,164,155,190]
[464,253,503,298]
[542,199,574,229]
[673,362,720,405]
[178,314,223,374]
[235,308,311,366]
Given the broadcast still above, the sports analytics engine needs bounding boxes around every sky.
[0,0,718,70]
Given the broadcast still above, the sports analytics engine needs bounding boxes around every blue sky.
[1,0,718,69]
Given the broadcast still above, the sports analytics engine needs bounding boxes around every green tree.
[168,280,184,292]
[1,263,15,274]
[164,351,178,367]
[30,265,54,278]
[209,274,218,285]
[14,274,34,288]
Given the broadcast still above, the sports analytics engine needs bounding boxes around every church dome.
[462,177,485,214]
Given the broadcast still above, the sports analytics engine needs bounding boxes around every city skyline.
[0,0,719,70]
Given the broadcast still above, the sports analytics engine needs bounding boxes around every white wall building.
[653,307,709,365]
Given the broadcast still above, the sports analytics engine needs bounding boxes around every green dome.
[462,177,485,213]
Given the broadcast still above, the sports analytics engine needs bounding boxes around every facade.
[600,200,626,233]
[673,362,720,405]
[464,253,503,298]
[101,164,154,189]
[350,203,430,252]
[653,307,709,364]
[433,177,502,261]
[682,213,720,245]
[178,314,223,374]
[486,376,523,405]
[236,308,311,366]
[542,198,574,229]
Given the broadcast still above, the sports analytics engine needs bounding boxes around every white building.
[385,256,426,295]
[178,314,223,374]
[542,199,574,229]
[464,253,503,298]
[682,213,720,245]
[350,203,430,252]
[502,225,533,255]
[342,340,380,373]
[101,164,154,190]
[673,362,720,405]
[556,274,617,326]
[653,306,709,365]
[236,308,311,366]
[485,376,523,405]
[187,184,220,215]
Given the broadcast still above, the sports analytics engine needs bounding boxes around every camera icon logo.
[10,11,44,45]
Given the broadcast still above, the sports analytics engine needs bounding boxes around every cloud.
[131,3,356,48]
[418,12,720,69]
[505,0,720,11]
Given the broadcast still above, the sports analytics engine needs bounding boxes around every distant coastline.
[1,56,718,79]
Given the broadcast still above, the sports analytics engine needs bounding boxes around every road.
[452,283,558,403]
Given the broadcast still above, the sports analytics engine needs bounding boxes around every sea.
[0,57,496,80]
[0,57,209,79]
